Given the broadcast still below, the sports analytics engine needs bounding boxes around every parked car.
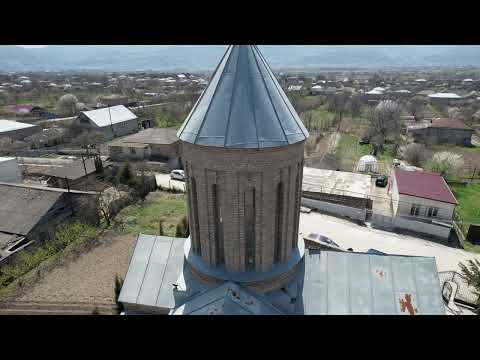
[170,169,185,181]
[303,233,340,248]
[376,175,388,187]
[359,137,370,145]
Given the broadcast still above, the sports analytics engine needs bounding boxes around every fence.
[301,197,366,221]
[371,212,452,240]
[438,271,479,308]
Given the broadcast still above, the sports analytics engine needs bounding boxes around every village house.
[0,182,98,264]
[108,128,180,161]
[0,119,41,140]
[21,157,103,191]
[301,167,372,222]
[388,168,458,241]
[407,117,474,146]
[75,105,139,140]
[428,92,461,106]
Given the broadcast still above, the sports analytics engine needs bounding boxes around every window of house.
[410,204,420,216]
[130,148,136,154]
[427,207,438,218]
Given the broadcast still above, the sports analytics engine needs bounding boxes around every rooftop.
[110,128,179,146]
[430,117,472,130]
[81,105,137,128]
[0,119,37,133]
[302,167,372,199]
[22,158,97,180]
[177,45,309,149]
[0,183,63,235]
[302,250,445,315]
[393,168,458,204]
[428,93,461,99]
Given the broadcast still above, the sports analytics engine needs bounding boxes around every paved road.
[299,211,480,273]
[155,173,186,192]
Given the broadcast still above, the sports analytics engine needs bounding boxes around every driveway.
[155,173,186,192]
[299,211,480,273]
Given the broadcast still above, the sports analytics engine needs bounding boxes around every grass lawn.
[333,133,395,175]
[114,191,187,236]
[450,183,480,253]
[304,108,336,131]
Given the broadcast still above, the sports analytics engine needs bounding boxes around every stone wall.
[182,141,305,274]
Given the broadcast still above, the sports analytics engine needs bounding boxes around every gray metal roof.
[118,234,186,310]
[177,45,309,149]
[302,250,445,315]
[171,281,284,315]
[0,119,37,133]
[81,105,137,128]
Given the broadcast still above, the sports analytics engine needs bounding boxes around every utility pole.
[108,104,115,138]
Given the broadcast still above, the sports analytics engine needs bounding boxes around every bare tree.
[57,94,79,116]
[347,95,362,117]
[368,100,402,146]
[326,94,348,126]
[406,97,425,121]
[398,143,426,167]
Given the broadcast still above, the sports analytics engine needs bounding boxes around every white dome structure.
[356,154,379,173]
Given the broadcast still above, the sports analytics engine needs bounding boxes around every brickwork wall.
[182,141,305,273]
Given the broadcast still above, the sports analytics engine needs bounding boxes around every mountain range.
[1,45,480,72]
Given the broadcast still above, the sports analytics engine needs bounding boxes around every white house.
[387,168,458,240]
[76,105,139,140]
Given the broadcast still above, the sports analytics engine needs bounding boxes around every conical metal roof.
[177,45,309,149]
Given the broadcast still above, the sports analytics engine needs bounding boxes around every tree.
[347,95,362,117]
[158,219,164,236]
[175,216,190,238]
[398,143,426,167]
[427,151,464,178]
[57,94,78,116]
[368,100,402,146]
[114,274,125,314]
[406,97,425,121]
[326,94,348,125]
[458,259,480,312]
[117,161,134,186]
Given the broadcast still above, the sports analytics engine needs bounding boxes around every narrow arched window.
[274,182,283,263]
[191,177,201,255]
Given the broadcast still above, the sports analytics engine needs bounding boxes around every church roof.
[170,281,284,315]
[177,45,309,149]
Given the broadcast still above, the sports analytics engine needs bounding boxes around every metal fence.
[438,271,479,308]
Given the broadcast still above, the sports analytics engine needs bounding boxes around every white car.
[170,169,185,181]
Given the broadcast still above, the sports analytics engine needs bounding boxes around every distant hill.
[2,45,480,71]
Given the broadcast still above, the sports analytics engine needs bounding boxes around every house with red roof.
[388,168,458,240]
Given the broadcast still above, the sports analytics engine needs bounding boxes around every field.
[450,183,480,253]
[113,191,187,236]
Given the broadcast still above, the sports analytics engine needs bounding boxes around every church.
[118,45,445,315]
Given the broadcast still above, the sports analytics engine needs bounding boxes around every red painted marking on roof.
[399,294,418,315]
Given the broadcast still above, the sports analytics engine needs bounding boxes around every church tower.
[178,45,308,288]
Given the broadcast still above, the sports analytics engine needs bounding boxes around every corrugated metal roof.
[0,119,37,133]
[177,45,309,149]
[81,105,137,128]
[302,250,445,315]
[394,168,458,204]
[118,234,186,310]
[171,281,284,315]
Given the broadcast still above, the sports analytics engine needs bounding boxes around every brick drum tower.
[178,45,309,291]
